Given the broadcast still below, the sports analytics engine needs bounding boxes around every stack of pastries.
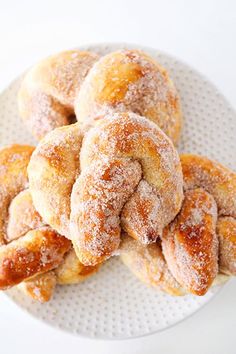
[0,48,235,303]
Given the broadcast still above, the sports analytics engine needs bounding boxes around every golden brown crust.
[180,154,236,277]
[121,154,236,296]
[71,158,141,265]
[28,123,84,237]
[0,145,34,244]
[217,216,236,275]
[120,234,185,296]
[18,50,99,140]
[28,112,183,266]
[75,49,182,145]
[0,227,71,289]
[180,154,236,217]
[18,271,57,303]
[9,189,99,301]
[55,249,99,284]
[0,144,101,301]
[120,235,229,296]
[162,189,218,296]
[70,112,183,265]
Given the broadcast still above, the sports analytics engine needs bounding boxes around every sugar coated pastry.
[120,234,229,296]
[55,250,99,285]
[28,112,183,266]
[162,154,236,295]
[11,190,99,302]
[18,50,99,140]
[0,227,70,290]
[0,145,68,298]
[18,271,57,303]
[162,188,218,295]
[121,154,236,296]
[71,112,183,265]
[0,144,35,244]
[120,233,186,296]
[0,146,98,302]
[217,217,236,275]
[28,123,84,238]
[75,49,182,145]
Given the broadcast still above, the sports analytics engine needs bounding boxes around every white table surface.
[0,1,236,353]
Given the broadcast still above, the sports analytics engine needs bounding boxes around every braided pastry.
[162,154,236,295]
[0,144,34,244]
[0,227,70,290]
[73,112,183,265]
[8,189,99,302]
[121,154,236,296]
[0,145,70,290]
[28,123,84,237]
[28,112,183,266]
[162,188,218,295]
[120,233,186,296]
[0,146,98,302]
[75,49,182,145]
[19,250,99,303]
[18,50,99,140]
[120,234,229,296]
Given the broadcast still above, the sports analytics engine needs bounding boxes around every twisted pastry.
[162,188,218,295]
[120,234,229,296]
[0,144,34,244]
[75,49,182,145]
[18,50,99,140]
[120,233,186,296]
[28,112,183,266]
[72,112,183,265]
[0,145,70,290]
[121,155,236,296]
[0,146,98,302]
[162,154,236,295]
[28,123,84,237]
[0,227,70,290]
[11,190,99,302]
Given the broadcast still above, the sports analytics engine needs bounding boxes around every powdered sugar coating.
[18,50,99,140]
[70,158,142,265]
[180,154,236,276]
[217,216,236,275]
[161,154,236,294]
[0,227,71,290]
[68,112,183,264]
[2,41,236,337]
[0,182,98,301]
[120,234,185,296]
[0,146,67,297]
[162,188,219,295]
[78,112,183,252]
[18,271,57,303]
[55,249,99,285]
[75,49,182,145]
[0,145,34,244]
[28,111,183,265]
[28,123,84,237]
[121,180,164,244]
[181,154,236,217]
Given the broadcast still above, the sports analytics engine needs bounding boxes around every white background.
[0,0,236,353]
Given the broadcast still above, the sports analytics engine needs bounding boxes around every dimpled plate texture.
[1,43,236,339]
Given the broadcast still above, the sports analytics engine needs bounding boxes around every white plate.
[1,43,236,339]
